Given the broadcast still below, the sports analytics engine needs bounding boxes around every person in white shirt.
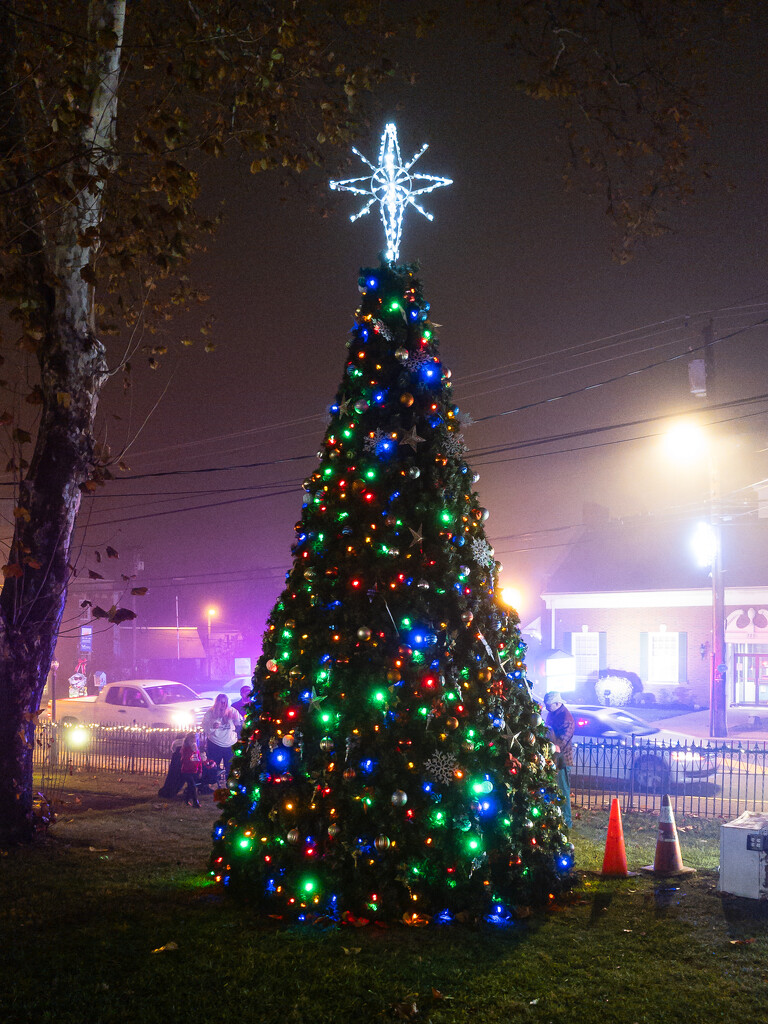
[201,693,243,778]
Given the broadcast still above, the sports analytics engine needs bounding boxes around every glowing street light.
[691,521,717,570]
[500,586,523,611]
[662,420,708,463]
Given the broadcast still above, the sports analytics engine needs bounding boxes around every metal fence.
[33,721,175,776]
[32,724,768,820]
[572,736,768,818]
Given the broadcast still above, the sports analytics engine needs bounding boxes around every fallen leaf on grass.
[341,911,369,927]
[342,947,361,955]
[152,942,178,953]
[729,938,756,945]
[88,846,109,852]
[623,929,632,933]
[392,1001,419,1020]
[529,998,539,1005]
[402,912,430,927]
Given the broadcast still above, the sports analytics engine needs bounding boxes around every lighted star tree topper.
[330,123,452,262]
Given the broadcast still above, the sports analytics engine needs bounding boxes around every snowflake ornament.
[470,537,495,568]
[405,349,433,372]
[440,431,466,458]
[424,750,458,785]
[373,319,393,343]
[364,428,387,452]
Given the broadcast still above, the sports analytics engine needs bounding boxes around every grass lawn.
[2,772,768,1024]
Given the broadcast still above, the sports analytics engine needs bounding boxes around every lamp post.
[206,606,217,681]
[664,422,727,737]
[708,461,727,737]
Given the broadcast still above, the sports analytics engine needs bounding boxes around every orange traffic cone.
[601,797,635,877]
[641,794,695,876]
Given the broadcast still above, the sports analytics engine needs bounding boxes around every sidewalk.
[649,707,768,742]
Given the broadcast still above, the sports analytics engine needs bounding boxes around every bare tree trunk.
[0,1,124,843]
[0,332,107,841]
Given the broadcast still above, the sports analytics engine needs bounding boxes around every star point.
[399,425,426,451]
[409,524,424,548]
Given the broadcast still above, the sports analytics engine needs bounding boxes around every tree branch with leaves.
[0,0,430,843]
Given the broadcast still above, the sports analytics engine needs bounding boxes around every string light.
[209,252,572,922]
[329,123,452,262]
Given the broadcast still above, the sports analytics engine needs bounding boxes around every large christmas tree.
[210,127,572,923]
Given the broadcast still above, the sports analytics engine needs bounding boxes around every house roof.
[542,517,768,595]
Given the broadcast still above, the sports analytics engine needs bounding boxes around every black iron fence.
[572,736,768,818]
[33,721,176,776]
[32,724,768,820]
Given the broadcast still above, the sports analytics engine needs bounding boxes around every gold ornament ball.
[343,767,356,780]
[460,611,474,626]
[282,734,295,747]
[445,716,459,730]
[386,669,402,683]
[320,737,334,752]
[395,346,409,362]
[287,828,300,844]
[357,626,372,641]
[400,392,414,407]
[328,823,340,838]
[391,789,408,807]
[462,740,475,753]
[374,835,391,852]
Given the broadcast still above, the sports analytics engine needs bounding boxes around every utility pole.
[703,322,728,737]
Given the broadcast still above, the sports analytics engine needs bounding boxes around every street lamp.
[206,606,217,681]
[500,585,523,611]
[663,420,727,737]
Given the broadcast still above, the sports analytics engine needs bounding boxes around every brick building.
[538,516,768,709]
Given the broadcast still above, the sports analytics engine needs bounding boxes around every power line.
[473,317,768,423]
[116,301,768,467]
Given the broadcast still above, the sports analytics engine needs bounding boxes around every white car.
[565,704,716,792]
[43,679,212,731]
[194,676,252,704]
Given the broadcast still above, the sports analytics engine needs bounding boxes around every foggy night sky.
[75,9,768,653]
